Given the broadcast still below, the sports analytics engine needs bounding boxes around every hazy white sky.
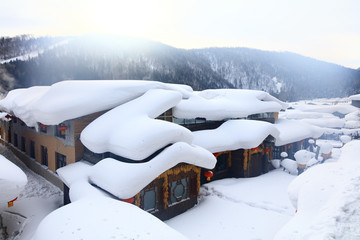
[1,0,360,68]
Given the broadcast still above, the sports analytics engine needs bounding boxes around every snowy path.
[166,169,297,240]
[0,144,63,240]
[167,144,344,240]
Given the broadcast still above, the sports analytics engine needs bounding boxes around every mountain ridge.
[0,35,359,101]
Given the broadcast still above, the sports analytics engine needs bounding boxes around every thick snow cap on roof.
[349,93,360,101]
[32,196,188,240]
[193,120,279,153]
[81,89,193,160]
[291,102,358,115]
[0,155,28,204]
[274,119,324,146]
[57,161,113,202]
[173,89,288,121]
[0,80,193,127]
[89,142,216,199]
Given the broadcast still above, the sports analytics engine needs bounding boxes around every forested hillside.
[1,35,359,101]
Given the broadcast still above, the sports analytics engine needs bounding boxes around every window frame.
[41,145,48,166]
[55,152,66,169]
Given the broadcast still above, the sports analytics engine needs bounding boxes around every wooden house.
[0,81,217,221]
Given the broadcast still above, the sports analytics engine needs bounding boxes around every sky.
[1,0,360,69]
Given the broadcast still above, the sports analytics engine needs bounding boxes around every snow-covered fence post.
[294,150,314,175]
[308,139,315,153]
[319,142,333,163]
[340,135,351,146]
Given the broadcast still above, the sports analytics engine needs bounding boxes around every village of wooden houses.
[1,80,360,239]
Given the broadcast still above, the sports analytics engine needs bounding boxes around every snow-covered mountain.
[1,35,359,101]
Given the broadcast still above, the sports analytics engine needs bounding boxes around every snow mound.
[193,119,279,153]
[81,89,193,160]
[340,135,351,144]
[319,142,333,154]
[280,159,298,175]
[173,89,288,121]
[0,155,27,206]
[89,142,216,199]
[294,150,315,165]
[271,159,281,169]
[32,196,188,240]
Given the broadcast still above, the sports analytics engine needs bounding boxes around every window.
[8,129,11,143]
[39,124,47,133]
[273,146,281,159]
[157,109,173,122]
[55,152,66,169]
[56,124,67,139]
[215,152,230,172]
[140,186,160,213]
[168,177,190,206]
[21,137,26,152]
[41,146,48,166]
[30,140,35,158]
[14,133,18,147]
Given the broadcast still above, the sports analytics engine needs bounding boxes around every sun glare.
[89,0,157,37]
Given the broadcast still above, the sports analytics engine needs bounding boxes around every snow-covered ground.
[167,169,296,240]
[0,145,62,240]
[1,95,359,239]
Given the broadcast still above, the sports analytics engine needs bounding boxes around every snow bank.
[275,140,360,240]
[274,119,324,146]
[89,142,216,199]
[81,89,193,160]
[0,80,193,127]
[0,155,27,207]
[173,89,288,121]
[32,196,188,240]
[192,119,279,153]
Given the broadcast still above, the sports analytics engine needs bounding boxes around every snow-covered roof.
[349,93,360,101]
[279,109,336,120]
[58,142,215,200]
[273,119,324,146]
[173,89,288,121]
[301,118,345,128]
[192,120,279,153]
[56,161,112,202]
[81,89,193,160]
[0,155,27,205]
[0,80,193,127]
[290,102,357,115]
[89,142,216,199]
[32,196,188,240]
